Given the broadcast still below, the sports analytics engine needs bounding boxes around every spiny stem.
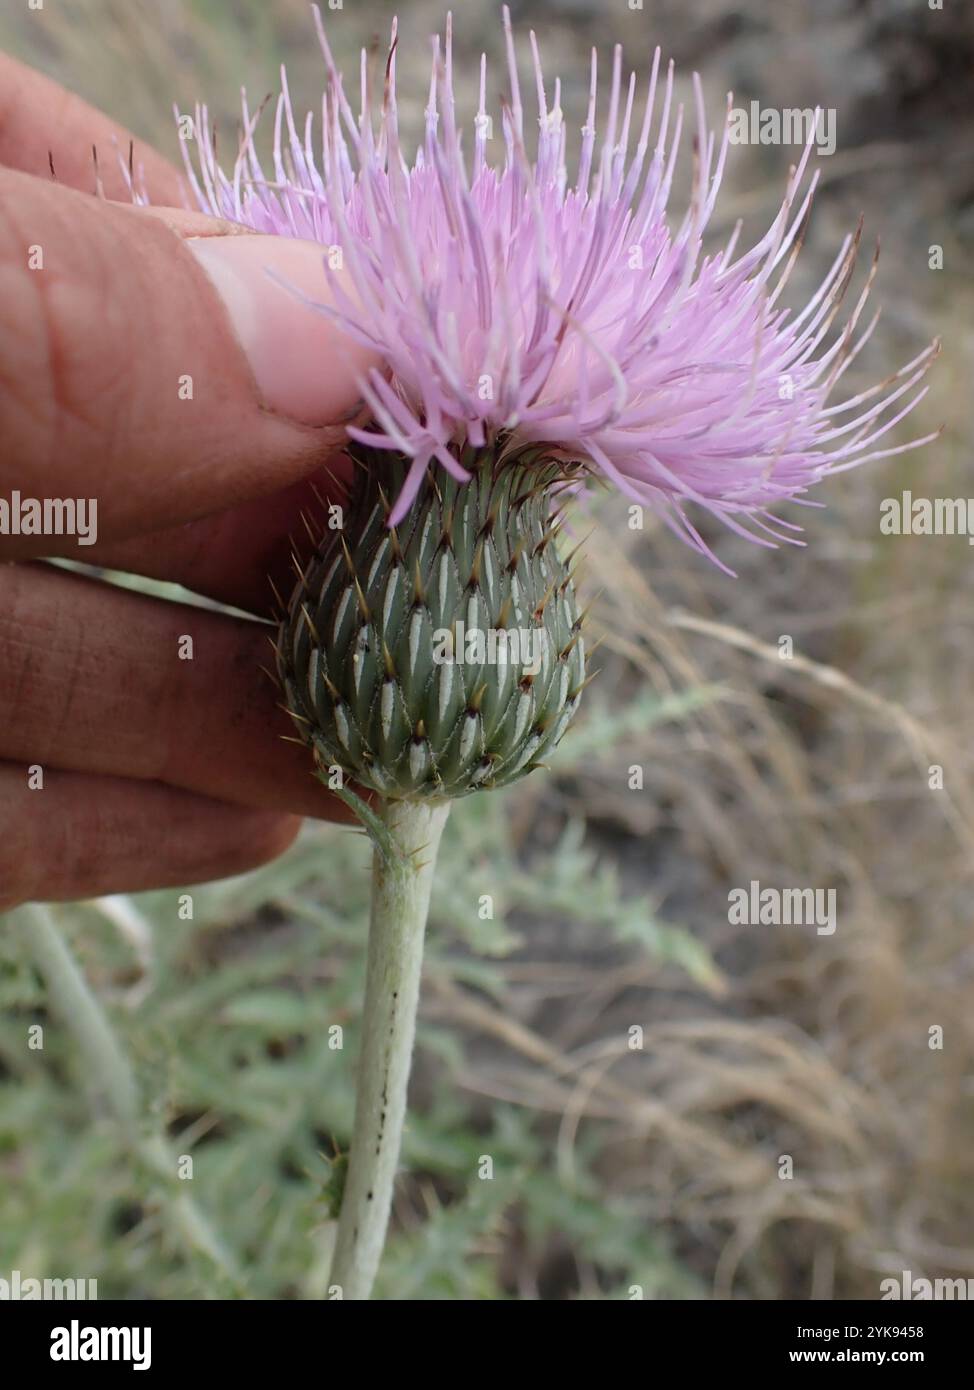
[13,901,241,1290]
[329,797,450,1300]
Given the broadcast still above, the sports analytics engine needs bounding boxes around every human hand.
[0,53,378,907]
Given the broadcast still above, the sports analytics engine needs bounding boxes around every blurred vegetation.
[1,691,715,1299]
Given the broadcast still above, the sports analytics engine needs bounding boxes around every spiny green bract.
[276,445,587,800]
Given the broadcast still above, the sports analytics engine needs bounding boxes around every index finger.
[0,170,377,559]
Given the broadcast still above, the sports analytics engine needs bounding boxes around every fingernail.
[187,235,378,427]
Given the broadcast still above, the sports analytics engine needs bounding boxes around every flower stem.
[329,797,450,1300]
[18,901,141,1123]
[14,901,241,1290]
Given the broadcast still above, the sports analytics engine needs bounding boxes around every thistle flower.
[181,6,937,568]
[179,5,937,808]
[176,8,937,1300]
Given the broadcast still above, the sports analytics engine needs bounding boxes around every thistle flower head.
[179,5,936,571]
[172,8,940,800]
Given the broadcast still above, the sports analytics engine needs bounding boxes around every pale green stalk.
[13,901,239,1289]
[329,798,450,1300]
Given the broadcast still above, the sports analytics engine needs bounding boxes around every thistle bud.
[277,447,586,799]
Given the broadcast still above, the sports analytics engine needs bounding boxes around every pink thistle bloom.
[177,5,938,570]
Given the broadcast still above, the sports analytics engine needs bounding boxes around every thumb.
[0,169,376,556]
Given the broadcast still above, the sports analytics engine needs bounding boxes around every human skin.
[0,53,379,907]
